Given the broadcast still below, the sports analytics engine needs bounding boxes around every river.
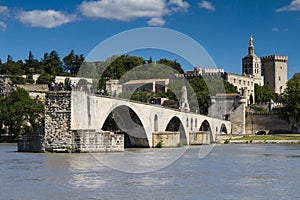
[0,143,299,200]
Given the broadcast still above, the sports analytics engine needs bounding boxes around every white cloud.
[79,0,167,20]
[17,10,76,28]
[272,27,279,32]
[0,20,7,29]
[148,17,165,26]
[0,6,8,14]
[168,0,190,12]
[197,0,215,11]
[277,0,300,12]
[79,0,189,26]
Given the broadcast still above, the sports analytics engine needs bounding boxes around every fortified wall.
[245,112,290,134]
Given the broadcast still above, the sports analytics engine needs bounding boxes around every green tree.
[276,72,300,133]
[255,84,275,103]
[0,88,44,140]
[156,58,184,74]
[42,51,63,75]
[23,51,40,75]
[36,73,55,84]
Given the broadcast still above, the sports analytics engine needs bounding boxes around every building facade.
[261,55,288,94]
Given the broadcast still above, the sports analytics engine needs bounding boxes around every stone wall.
[208,94,246,134]
[44,92,73,152]
[17,132,44,152]
[245,112,290,134]
[43,92,125,152]
[189,131,209,145]
[74,130,124,152]
[152,131,180,147]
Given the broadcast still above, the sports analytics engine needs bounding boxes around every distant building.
[224,35,287,104]
[261,55,288,94]
[184,67,224,78]
[182,35,288,106]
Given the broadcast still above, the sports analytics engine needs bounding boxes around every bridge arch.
[165,116,187,145]
[199,120,214,143]
[102,105,150,148]
[220,123,228,134]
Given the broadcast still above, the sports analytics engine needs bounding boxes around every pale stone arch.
[220,123,228,134]
[101,105,150,147]
[165,116,187,145]
[199,120,213,143]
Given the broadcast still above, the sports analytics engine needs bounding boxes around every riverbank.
[219,134,300,144]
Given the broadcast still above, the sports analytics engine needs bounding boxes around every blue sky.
[0,0,299,78]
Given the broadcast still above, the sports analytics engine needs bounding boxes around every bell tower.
[242,35,261,77]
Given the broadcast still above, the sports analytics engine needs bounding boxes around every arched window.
[186,118,189,128]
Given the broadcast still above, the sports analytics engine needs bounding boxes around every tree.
[254,84,275,103]
[0,88,44,140]
[23,51,40,75]
[63,50,85,75]
[36,73,54,84]
[276,72,300,133]
[156,58,184,74]
[42,51,63,75]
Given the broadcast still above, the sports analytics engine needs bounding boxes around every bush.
[155,140,164,148]
[36,73,54,84]
[9,76,26,84]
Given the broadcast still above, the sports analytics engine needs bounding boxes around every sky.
[0,0,300,78]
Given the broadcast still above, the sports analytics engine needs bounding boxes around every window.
[233,79,236,83]
[279,76,281,81]
[244,81,246,85]
[195,119,197,128]
[239,80,241,84]
[186,118,189,128]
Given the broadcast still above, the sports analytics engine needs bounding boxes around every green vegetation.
[232,135,300,141]
[155,140,164,148]
[0,88,44,141]
[254,84,276,103]
[0,50,84,82]
[276,72,300,133]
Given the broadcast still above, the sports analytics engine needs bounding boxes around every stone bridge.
[39,92,231,152]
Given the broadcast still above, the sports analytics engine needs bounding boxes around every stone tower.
[261,55,288,94]
[242,35,262,77]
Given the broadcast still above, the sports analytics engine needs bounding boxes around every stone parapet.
[261,55,288,62]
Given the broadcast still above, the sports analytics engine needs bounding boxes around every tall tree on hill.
[42,51,63,75]
[156,58,184,74]
[276,72,300,133]
[63,50,85,75]
[23,51,40,75]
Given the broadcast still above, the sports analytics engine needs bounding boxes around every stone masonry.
[44,92,73,152]
[43,91,124,152]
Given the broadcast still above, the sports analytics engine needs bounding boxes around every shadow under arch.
[165,116,187,145]
[102,105,150,148]
[199,120,213,143]
[220,123,228,134]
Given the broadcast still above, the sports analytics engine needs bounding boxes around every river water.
[0,143,300,200]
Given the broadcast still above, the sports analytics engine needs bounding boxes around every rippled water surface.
[1,143,300,200]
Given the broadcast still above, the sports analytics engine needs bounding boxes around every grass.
[232,134,300,141]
